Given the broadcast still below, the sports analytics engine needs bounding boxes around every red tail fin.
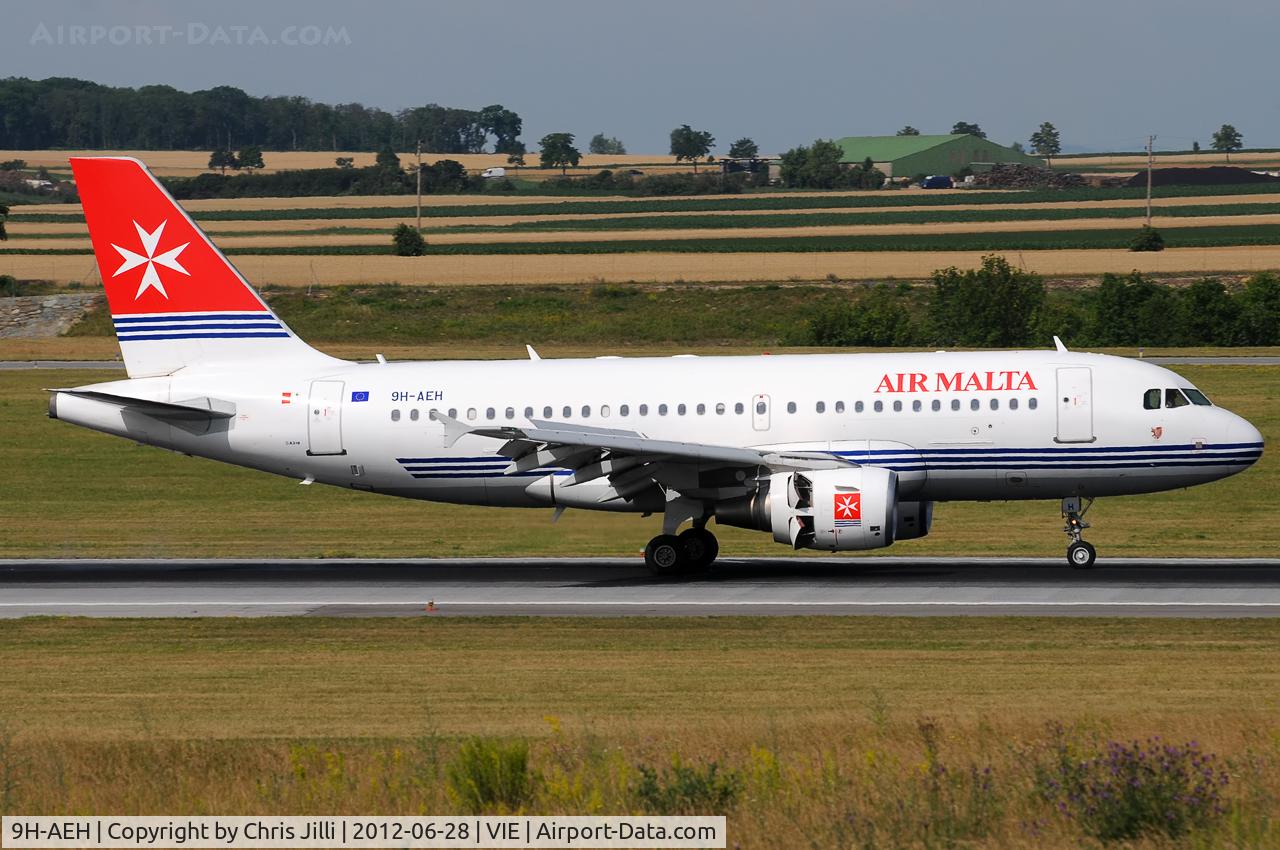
[70,157,331,377]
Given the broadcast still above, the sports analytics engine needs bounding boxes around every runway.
[2,557,1278,618]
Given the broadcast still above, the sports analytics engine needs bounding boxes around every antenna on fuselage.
[1052,336,1069,353]
[526,345,542,361]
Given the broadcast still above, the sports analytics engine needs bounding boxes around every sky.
[4,0,1278,155]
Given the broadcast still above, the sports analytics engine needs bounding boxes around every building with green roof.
[835,134,1041,178]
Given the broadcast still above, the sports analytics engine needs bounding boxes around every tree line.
[803,256,1280,348]
[0,77,522,154]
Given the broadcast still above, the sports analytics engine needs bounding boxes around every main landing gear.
[644,526,719,576]
[1061,496,1097,569]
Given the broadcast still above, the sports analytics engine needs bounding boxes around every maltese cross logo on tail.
[833,492,862,527]
[111,220,190,300]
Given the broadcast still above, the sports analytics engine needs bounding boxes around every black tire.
[1067,540,1097,569]
[645,534,687,576]
[678,528,719,570]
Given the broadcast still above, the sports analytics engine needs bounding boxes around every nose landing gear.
[1062,496,1096,569]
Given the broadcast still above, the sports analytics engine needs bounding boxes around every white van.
[480,167,507,179]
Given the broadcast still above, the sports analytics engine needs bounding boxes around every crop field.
[2,616,1278,849]
[1,365,1274,559]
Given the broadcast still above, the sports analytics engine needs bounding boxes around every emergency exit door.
[307,380,347,456]
[752,394,771,431]
[1055,367,1094,443]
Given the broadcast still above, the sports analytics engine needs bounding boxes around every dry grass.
[1064,150,1280,168]
[0,617,1278,848]
[11,213,1280,252]
[11,246,1280,287]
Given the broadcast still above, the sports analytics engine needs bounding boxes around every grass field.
[1,365,1273,559]
[1,616,1278,848]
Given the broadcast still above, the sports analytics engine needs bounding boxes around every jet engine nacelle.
[717,467,898,551]
[894,500,934,541]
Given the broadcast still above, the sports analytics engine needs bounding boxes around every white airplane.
[50,157,1264,573]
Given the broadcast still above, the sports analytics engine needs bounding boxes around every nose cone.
[1225,411,1264,466]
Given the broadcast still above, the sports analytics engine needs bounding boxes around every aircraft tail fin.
[70,156,337,378]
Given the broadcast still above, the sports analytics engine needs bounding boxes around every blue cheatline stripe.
[115,323,284,332]
[397,456,509,464]
[117,331,292,341]
[113,313,277,324]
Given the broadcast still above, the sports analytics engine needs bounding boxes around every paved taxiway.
[1,557,1277,618]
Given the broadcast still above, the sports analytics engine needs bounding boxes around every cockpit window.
[1165,388,1191,409]
[1143,388,1161,410]
[1183,388,1212,406]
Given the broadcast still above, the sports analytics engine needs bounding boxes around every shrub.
[805,285,915,347]
[445,738,531,814]
[1236,271,1280,344]
[633,758,742,814]
[929,254,1045,347]
[1036,730,1228,843]
[1130,225,1165,251]
[391,224,426,256]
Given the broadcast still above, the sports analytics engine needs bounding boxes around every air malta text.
[875,371,1038,393]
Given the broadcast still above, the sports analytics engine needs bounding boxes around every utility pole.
[415,139,423,233]
[1145,135,1156,227]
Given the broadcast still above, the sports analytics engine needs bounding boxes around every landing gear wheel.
[645,534,687,576]
[1067,540,1096,569]
[678,528,719,571]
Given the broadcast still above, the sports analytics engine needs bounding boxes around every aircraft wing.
[436,413,852,500]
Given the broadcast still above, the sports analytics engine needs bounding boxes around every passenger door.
[1055,367,1094,443]
[307,380,346,456]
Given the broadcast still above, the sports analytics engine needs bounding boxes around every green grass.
[8,222,1280,255]
[1,365,1274,558]
[11,182,1280,224]
[1,617,1278,848]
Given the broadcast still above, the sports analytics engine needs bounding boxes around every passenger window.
[990,399,999,410]
[410,408,420,421]
[931,399,941,412]
[1143,388,1161,410]
[787,401,797,414]
[448,408,458,418]
[873,401,883,412]
[1029,398,1038,410]
[696,403,705,415]
[524,406,534,418]
[735,402,744,414]
[893,400,902,412]
[659,404,669,416]
[856,401,865,413]
[677,403,687,415]
[601,405,611,418]
[581,405,591,418]
[1165,388,1190,409]
[543,406,553,418]
[466,408,477,421]
[912,400,921,412]
[716,403,726,415]
[970,399,980,411]
[486,407,496,420]
[816,401,826,413]
[1184,388,1212,406]
[391,409,401,422]
[755,401,766,414]
[429,408,439,420]
[563,405,572,418]
[1010,398,1019,411]
[951,399,960,411]
[640,404,649,416]
[835,401,845,413]
[505,407,515,419]
[620,404,630,416]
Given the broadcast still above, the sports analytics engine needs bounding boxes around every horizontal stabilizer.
[48,388,235,420]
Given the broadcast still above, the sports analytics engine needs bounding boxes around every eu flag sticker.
[350,391,370,402]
